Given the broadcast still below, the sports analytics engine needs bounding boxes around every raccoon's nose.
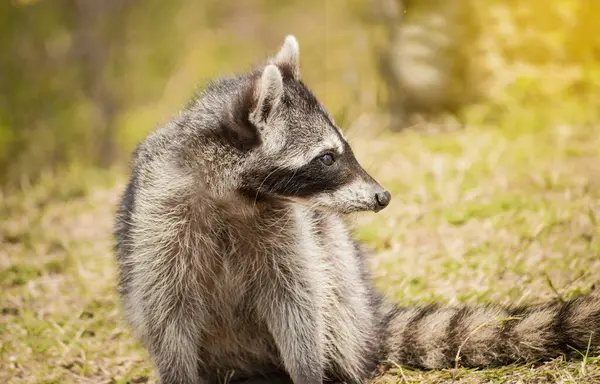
[375,190,391,210]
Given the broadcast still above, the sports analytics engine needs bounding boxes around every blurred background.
[3,1,600,383]
[2,0,600,189]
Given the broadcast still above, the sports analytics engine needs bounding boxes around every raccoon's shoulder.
[308,210,354,244]
[309,210,373,258]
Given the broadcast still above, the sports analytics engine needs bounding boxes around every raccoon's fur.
[115,36,600,384]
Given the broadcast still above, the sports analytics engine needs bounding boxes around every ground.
[2,121,600,383]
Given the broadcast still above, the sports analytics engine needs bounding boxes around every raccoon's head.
[219,35,391,214]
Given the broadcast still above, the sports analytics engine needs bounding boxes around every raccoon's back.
[113,121,189,290]
[114,170,138,297]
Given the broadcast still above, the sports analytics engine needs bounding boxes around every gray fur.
[115,36,600,384]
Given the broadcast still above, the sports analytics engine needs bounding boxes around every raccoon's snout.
[372,190,391,212]
[351,174,392,213]
[374,190,391,211]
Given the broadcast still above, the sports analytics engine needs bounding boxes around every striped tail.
[384,294,600,369]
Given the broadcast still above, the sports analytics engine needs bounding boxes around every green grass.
[2,121,600,383]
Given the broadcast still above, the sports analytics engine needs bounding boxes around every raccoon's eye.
[318,153,335,166]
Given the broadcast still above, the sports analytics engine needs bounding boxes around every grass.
[2,120,600,383]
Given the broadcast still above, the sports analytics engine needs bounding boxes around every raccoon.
[115,35,600,384]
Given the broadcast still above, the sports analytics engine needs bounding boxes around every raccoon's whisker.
[279,168,300,194]
[253,165,287,208]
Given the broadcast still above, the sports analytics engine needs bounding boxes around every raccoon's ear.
[249,64,284,125]
[272,35,300,80]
